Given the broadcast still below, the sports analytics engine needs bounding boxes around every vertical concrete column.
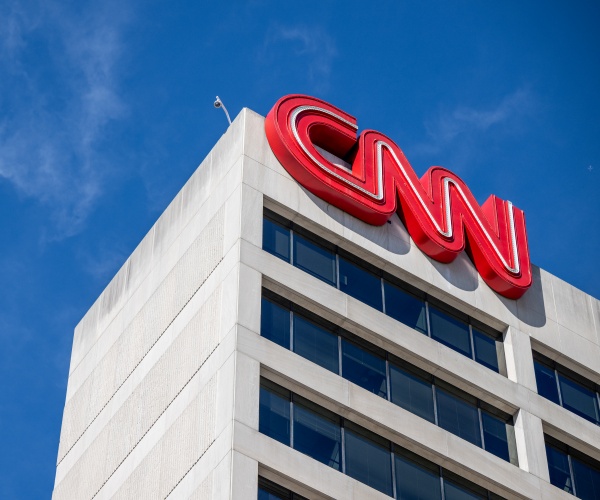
[504,326,537,392]
[514,409,550,482]
[231,451,259,499]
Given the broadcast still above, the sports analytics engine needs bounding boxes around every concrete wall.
[54,112,249,499]
[54,107,599,499]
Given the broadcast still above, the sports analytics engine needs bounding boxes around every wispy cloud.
[0,2,128,240]
[260,24,337,92]
[412,88,537,169]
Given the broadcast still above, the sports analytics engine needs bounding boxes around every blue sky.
[1,1,599,497]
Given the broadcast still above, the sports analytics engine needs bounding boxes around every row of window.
[264,210,600,435]
[534,352,600,427]
[262,291,516,463]
[260,379,505,500]
[263,210,503,373]
[546,435,600,499]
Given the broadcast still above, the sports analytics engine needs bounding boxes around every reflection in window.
[261,297,290,349]
[263,217,290,262]
[546,442,574,494]
[260,292,515,464]
[339,256,383,311]
[481,412,510,463]
[294,315,339,374]
[436,387,482,448]
[430,306,472,358]
[293,399,341,470]
[390,364,435,423]
[558,374,599,424]
[534,360,561,405]
[258,477,308,500]
[534,353,600,426]
[262,211,503,373]
[293,233,336,285]
[259,379,506,499]
[444,479,487,500]
[545,436,600,499]
[395,449,441,499]
[345,423,393,496]
[384,281,428,334]
[572,455,600,500]
[473,329,499,373]
[259,383,290,446]
[342,339,387,398]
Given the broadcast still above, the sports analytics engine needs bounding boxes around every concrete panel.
[552,273,596,343]
[504,326,537,391]
[514,409,550,482]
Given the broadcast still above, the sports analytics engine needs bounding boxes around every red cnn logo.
[265,94,532,299]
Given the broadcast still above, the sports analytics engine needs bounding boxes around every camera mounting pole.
[213,96,232,126]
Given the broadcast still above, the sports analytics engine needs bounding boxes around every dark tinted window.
[384,281,427,334]
[345,424,393,496]
[293,399,341,470]
[534,360,561,405]
[293,234,336,285]
[558,374,599,425]
[473,329,499,373]
[341,339,387,398]
[261,298,290,349]
[293,315,339,374]
[429,307,472,358]
[339,257,383,310]
[436,388,481,447]
[546,444,573,494]
[263,217,290,262]
[390,364,435,423]
[258,478,308,500]
[259,384,290,446]
[444,479,486,500]
[395,451,441,500]
[572,455,600,500]
[258,486,287,500]
[481,412,510,462]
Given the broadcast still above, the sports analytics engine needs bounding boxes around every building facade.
[54,106,600,499]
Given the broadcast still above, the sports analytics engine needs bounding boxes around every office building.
[53,102,600,499]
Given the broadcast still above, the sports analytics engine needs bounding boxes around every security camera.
[213,96,232,125]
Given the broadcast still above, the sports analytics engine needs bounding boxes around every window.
[436,385,482,448]
[339,255,383,311]
[293,232,336,285]
[345,422,393,496]
[545,435,600,499]
[259,379,506,499]
[389,363,435,423]
[259,381,290,446]
[429,304,472,358]
[395,448,442,499]
[383,280,427,334]
[534,352,600,426]
[293,397,341,470]
[262,210,503,373]
[294,315,339,374]
[341,339,387,398]
[263,216,291,262]
[260,292,516,464]
[258,477,308,500]
[261,297,290,349]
